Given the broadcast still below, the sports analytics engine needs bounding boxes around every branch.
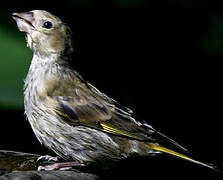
[0,150,99,180]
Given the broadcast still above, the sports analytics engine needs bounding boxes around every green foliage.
[0,26,32,109]
[202,15,223,56]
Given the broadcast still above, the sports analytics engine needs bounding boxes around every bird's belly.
[28,111,124,164]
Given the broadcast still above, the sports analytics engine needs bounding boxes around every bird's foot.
[37,161,85,171]
[37,155,60,162]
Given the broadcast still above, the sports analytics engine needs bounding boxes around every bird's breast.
[24,56,52,118]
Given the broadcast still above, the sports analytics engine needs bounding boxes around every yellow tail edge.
[148,143,217,171]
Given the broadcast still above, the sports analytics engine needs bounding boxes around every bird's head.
[12,10,73,57]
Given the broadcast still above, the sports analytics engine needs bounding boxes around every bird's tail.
[146,143,217,171]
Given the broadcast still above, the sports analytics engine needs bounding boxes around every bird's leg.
[37,161,86,171]
[37,155,60,162]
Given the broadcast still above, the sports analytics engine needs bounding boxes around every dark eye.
[43,21,53,29]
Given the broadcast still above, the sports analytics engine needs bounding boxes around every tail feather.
[154,131,188,152]
[148,143,217,171]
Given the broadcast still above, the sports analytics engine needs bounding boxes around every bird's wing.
[49,77,154,141]
[49,76,186,151]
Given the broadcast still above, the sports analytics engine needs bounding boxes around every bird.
[12,10,215,171]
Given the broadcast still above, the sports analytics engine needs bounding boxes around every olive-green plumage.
[12,10,215,170]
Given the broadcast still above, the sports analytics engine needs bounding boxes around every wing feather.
[49,78,153,141]
[48,73,186,151]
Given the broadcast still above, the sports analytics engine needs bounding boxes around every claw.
[37,155,59,162]
[48,156,59,162]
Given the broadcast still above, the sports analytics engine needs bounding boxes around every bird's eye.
[43,21,53,29]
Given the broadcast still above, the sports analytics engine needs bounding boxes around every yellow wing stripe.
[100,122,139,139]
[54,108,141,140]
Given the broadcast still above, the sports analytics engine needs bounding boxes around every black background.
[1,1,223,179]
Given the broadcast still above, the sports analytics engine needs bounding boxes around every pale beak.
[12,11,35,34]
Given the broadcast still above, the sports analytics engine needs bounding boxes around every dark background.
[0,0,222,179]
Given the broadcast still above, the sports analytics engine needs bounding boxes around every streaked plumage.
[12,10,215,170]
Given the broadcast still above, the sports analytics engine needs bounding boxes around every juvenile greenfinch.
[12,10,215,171]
